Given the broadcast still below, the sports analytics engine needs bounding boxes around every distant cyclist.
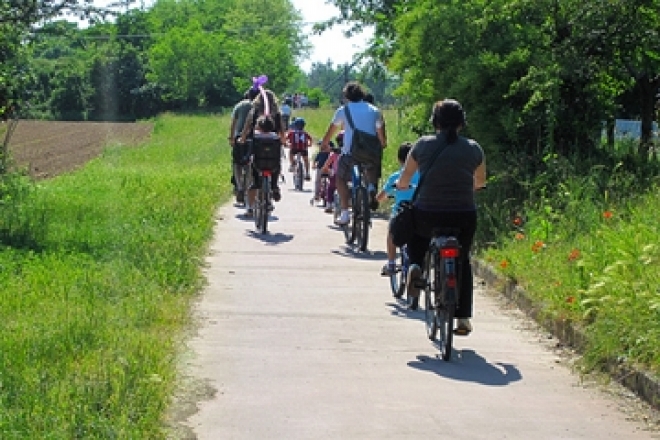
[319,81,387,226]
[281,97,293,129]
[396,99,486,330]
[229,88,259,203]
[286,117,313,180]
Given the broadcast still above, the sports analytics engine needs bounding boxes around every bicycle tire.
[240,165,251,207]
[423,253,438,340]
[436,255,456,361]
[357,186,370,251]
[347,190,359,245]
[294,158,304,191]
[261,176,270,233]
[438,301,456,361]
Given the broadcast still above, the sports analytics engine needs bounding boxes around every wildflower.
[512,216,523,226]
[568,248,580,261]
[603,210,613,219]
[566,296,576,304]
[515,233,525,240]
[500,259,509,269]
[532,240,545,253]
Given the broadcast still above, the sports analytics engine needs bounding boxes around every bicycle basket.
[252,137,282,171]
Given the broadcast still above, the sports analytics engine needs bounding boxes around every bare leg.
[336,176,350,210]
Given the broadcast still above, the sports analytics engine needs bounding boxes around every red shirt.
[287,130,312,150]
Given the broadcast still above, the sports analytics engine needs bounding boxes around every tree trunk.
[637,75,660,159]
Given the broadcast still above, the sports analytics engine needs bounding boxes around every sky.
[89,0,372,72]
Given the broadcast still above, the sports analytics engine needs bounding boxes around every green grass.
[0,113,233,438]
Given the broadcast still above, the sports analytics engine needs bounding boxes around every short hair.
[342,81,366,103]
[397,142,413,163]
[256,115,276,132]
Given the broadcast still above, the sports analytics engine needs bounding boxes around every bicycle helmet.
[293,117,305,129]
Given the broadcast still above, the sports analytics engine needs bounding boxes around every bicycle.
[251,137,282,234]
[310,171,330,207]
[420,227,462,361]
[292,151,305,191]
[346,162,372,252]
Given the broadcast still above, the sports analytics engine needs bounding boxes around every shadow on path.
[245,229,294,245]
[331,246,387,261]
[408,349,522,386]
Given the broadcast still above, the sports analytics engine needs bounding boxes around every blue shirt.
[331,101,383,155]
[382,168,420,216]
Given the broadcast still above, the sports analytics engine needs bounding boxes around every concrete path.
[182,169,659,439]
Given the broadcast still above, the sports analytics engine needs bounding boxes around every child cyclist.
[377,142,420,276]
[312,140,333,206]
[287,117,313,180]
[320,131,344,213]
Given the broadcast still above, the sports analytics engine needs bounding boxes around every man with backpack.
[319,81,387,226]
[229,88,259,204]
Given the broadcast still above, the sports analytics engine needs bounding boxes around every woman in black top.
[396,99,486,333]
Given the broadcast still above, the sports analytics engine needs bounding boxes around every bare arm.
[474,158,487,190]
[396,152,419,190]
[229,117,237,146]
[321,123,339,148]
[239,109,254,144]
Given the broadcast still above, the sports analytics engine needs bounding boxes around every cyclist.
[281,97,293,129]
[320,131,344,214]
[229,88,259,203]
[286,117,313,180]
[239,88,286,216]
[376,142,420,276]
[319,81,387,226]
[396,99,486,330]
[312,140,332,206]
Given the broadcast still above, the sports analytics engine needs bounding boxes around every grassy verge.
[0,113,232,438]
[481,167,660,376]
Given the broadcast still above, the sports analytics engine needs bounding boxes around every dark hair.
[342,81,366,103]
[256,115,276,133]
[252,89,279,115]
[245,88,259,101]
[431,99,466,143]
[397,142,413,163]
[364,93,374,104]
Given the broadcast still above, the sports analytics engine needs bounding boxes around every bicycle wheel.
[392,247,408,298]
[240,165,251,207]
[355,186,369,251]
[260,176,270,233]
[347,190,359,245]
[436,259,456,361]
[423,253,438,340]
[294,159,304,191]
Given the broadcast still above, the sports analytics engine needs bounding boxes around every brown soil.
[3,120,153,179]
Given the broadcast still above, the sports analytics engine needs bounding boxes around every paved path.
[182,170,658,439]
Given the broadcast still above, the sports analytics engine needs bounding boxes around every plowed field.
[4,120,153,179]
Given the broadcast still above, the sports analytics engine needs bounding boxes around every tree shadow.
[408,349,522,386]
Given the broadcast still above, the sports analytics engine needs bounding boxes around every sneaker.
[335,210,350,226]
[272,188,281,202]
[455,318,473,336]
[408,297,419,311]
[305,174,311,181]
[406,264,422,298]
[245,208,254,218]
[381,263,397,277]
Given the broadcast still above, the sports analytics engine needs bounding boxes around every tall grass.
[482,151,660,375]
[0,113,232,438]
